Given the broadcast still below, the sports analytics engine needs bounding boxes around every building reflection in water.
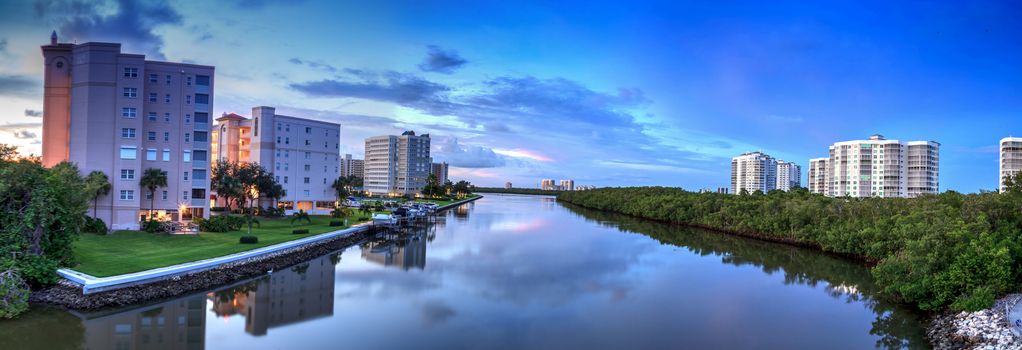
[360,230,429,270]
[452,202,471,221]
[78,294,206,350]
[209,254,338,336]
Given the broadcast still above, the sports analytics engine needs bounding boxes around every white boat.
[372,213,396,225]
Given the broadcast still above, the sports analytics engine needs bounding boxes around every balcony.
[192,179,207,188]
[190,198,206,207]
[194,103,209,112]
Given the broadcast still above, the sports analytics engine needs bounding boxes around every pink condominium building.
[41,33,214,229]
[212,106,341,214]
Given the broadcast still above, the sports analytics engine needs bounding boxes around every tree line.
[557,176,1022,313]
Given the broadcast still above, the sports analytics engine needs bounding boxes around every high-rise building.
[340,154,364,179]
[808,157,830,195]
[775,161,802,191]
[816,134,939,198]
[364,131,431,196]
[731,152,777,194]
[716,187,729,194]
[41,34,213,229]
[540,179,555,190]
[505,181,513,189]
[431,162,449,184]
[559,179,575,191]
[211,106,340,214]
[1001,137,1022,192]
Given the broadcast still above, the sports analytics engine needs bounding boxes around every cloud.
[24,109,42,117]
[433,137,505,168]
[290,70,451,109]
[418,45,468,74]
[420,300,456,325]
[0,122,42,131]
[0,38,7,55]
[12,130,37,139]
[0,75,39,97]
[35,0,183,59]
[288,57,338,73]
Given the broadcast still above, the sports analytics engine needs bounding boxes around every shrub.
[261,207,285,217]
[292,229,309,234]
[0,270,29,319]
[83,216,108,234]
[16,255,59,288]
[210,206,227,212]
[329,220,344,227]
[197,215,245,232]
[141,220,168,233]
[239,236,258,244]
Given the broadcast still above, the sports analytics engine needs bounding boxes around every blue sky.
[0,0,1019,191]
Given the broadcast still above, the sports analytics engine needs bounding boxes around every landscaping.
[72,213,372,277]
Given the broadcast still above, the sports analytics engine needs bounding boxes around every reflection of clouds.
[334,268,441,299]
[487,217,548,233]
[421,300,456,326]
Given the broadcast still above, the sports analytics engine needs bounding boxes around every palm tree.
[291,209,312,226]
[139,168,168,222]
[85,171,111,218]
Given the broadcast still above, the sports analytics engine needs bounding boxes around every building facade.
[559,179,575,191]
[431,162,449,184]
[363,131,431,197]
[340,154,365,179]
[731,152,777,194]
[814,134,939,198]
[1001,137,1022,192]
[775,161,802,191]
[41,35,213,229]
[808,157,830,195]
[211,106,340,213]
[540,179,555,190]
[505,181,513,189]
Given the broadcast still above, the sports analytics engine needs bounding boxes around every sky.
[0,0,1020,192]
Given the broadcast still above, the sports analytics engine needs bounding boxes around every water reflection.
[76,295,206,349]
[360,230,430,270]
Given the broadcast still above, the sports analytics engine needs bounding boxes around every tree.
[1003,171,1022,194]
[421,174,442,198]
[291,209,311,226]
[443,179,454,196]
[452,180,473,197]
[84,171,111,219]
[139,168,168,222]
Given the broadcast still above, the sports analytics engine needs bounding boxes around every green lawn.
[73,213,372,277]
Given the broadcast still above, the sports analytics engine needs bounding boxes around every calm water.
[0,194,930,349]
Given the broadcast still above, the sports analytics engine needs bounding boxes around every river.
[0,193,930,349]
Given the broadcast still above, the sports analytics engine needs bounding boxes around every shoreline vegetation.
[557,184,1022,314]
[473,187,562,196]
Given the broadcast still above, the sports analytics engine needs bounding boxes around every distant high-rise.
[41,37,214,229]
[815,134,939,198]
[808,158,830,195]
[1001,137,1022,192]
[540,179,555,190]
[364,131,431,196]
[775,161,802,191]
[340,154,364,179]
[504,181,512,189]
[731,152,777,194]
[431,162,449,184]
[559,179,575,191]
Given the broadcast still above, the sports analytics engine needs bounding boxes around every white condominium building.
[540,179,555,190]
[731,152,777,194]
[364,131,431,197]
[340,154,365,179]
[775,161,802,191]
[1001,137,1022,192]
[817,134,939,198]
[808,158,830,195]
[41,34,214,229]
[559,179,575,191]
[212,106,340,214]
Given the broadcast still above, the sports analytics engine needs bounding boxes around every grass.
[73,213,372,277]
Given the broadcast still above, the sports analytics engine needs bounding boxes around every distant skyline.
[1,0,1020,191]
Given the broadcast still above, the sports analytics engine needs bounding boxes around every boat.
[372,213,396,225]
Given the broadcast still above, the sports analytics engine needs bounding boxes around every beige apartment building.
[540,179,555,190]
[808,157,830,195]
[775,160,802,191]
[211,106,340,214]
[814,134,939,198]
[1001,137,1022,192]
[363,131,431,197]
[41,34,213,229]
[431,161,449,184]
[559,179,575,191]
[730,152,777,194]
[340,154,365,179]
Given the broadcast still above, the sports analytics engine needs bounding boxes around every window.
[305,127,311,134]
[324,141,328,148]
[149,74,158,83]
[285,137,289,145]
[183,171,189,180]
[162,191,168,200]
[304,164,310,171]
[185,114,191,124]
[303,177,310,184]
[194,112,208,124]
[146,192,153,200]
[304,152,310,159]
[163,132,169,141]
[183,191,189,200]
[165,75,172,84]
[275,162,280,170]
[254,118,258,136]
[164,94,171,104]
[183,150,191,162]
[164,113,170,122]
[148,93,157,103]
[120,147,137,159]
[123,87,137,98]
[193,131,207,142]
[147,132,156,141]
[123,67,138,78]
[119,190,134,200]
[194,94,209,104]
[146,149,157,161]
[120,169,135,179]
[284,176,288,184]
[147,112,157,121]
[186,76,192,86]
[305,140,310,146]
[121,128,136,138]
[184,133,190,142]
[162,149,170,161]
[192,150,207,161]
[185,95,191,104]
[276,136,281,144]
[121,107,137,118]
[192,169,206,180]
[191,188,206,200]
[196,75,210,86]
[303,190,310,196]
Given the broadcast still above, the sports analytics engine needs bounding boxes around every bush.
[261,207,285,217]
[141,220,168,233]
[196,215,246,232]
[0,270,29,319]
[83,216,108,234]
[239,236,258,244]
[210,206,227,212]
[16,255,59,288]
[292,229,309,234]
[329,220,344,227]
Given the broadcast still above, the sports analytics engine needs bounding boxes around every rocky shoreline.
[928,294,1021,349]
[30,226,381,310]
